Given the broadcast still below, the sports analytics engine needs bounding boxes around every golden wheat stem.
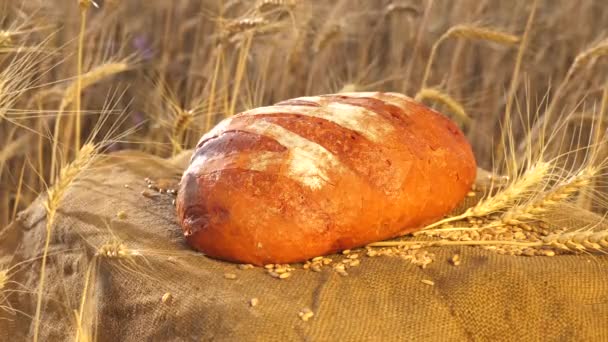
[206,46,223,131]
[228,33,253,117]
[75,2,88,152]
[74,257,97,342]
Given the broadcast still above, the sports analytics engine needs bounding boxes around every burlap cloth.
[1,150,607,341]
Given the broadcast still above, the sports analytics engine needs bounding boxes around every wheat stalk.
[420,25,520,89]
[33,143,97,342]
[496,0,538,170]
[414,88,471,127]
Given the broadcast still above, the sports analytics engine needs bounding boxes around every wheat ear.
[415,88,471,127]
[33,143,97,342]
[423,161,551,230]
[420,25,520,89]
[369,230,608,254]
[502,166,598,224]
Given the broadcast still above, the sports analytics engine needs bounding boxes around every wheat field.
[1,0,608,339]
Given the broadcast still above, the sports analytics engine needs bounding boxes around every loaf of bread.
[176,92,476,265]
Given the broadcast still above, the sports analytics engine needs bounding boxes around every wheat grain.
[415,88,471,126]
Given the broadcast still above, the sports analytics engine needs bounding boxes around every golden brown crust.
[177,92,476,265]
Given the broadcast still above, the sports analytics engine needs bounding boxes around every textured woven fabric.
[1,150,607,341]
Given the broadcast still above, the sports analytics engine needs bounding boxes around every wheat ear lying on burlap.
[34,143,97,342]
[369,230,608,254]
[423,161,551,230]
[502,166,598,224]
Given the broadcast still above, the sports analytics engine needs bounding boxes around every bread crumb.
[224,273,237,280]
[116,210,127,219]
